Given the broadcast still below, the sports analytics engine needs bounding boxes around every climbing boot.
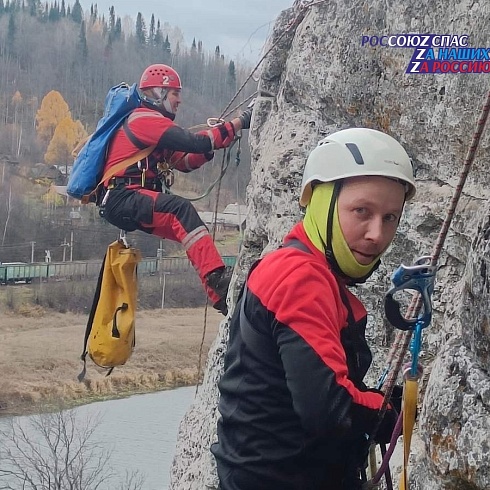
[206,266,232,315]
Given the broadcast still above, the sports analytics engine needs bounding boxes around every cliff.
[170,1,490,488]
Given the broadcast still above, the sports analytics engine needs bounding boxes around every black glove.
[238,107,253,130]
[375,405,399,444]
[365,386,403,445]
[389,384,403,414]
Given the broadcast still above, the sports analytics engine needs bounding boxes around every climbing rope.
[365,87,490,488]
[187,0,327,207]
[219,0,326,119]
[194,0,335,395]
[195,142,240,393]
[162,136,240,203]
[194,2,326,391]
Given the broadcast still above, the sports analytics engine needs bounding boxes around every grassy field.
[0,306,222,417]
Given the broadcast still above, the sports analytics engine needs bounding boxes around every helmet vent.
[345,143,365,165]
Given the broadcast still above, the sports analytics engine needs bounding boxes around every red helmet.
[139,64,182,90]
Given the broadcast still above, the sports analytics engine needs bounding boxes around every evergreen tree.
[5,0,18,14]
[135,12,146,45]
[107,5,115,45]
[60,0,65,17]
[71,0,82,24]
[11,0,17,10]
[114,17,122,42]
[227,60,236,89]
[149,14,155,45]
[89,3,96,23]
[41,1,48,21]
[48,3,60,22]
[7,13,15,54]
[162,34,171,62]
[108,5,115,31]
[27,0,40,16]
[78,19,88,59]
[154,21,163,47]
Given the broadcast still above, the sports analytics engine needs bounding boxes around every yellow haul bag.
[78,240,141,380]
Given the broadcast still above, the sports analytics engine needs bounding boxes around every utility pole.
[70,230,74,261]
[158,238,167,309]
[160,272,169,309]
[61,239,69,262]
[30,241,35,263]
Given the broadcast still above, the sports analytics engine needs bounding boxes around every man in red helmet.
[99,64,253,315]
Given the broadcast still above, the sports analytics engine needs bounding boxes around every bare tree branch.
[0,408,145,490]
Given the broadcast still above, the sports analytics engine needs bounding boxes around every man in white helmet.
[211,128,414,489]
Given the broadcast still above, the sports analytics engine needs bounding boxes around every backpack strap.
[239,281,283,367]
[238,239,313,361]
[123,118,147,150]
[282,238,312,254]
[81,144,156,204]
[78,253,107,381]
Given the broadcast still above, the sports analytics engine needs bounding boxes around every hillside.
[0,1,254,263]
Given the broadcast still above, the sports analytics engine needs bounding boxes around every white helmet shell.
[299,128,416,206]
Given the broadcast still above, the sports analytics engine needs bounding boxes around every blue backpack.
[67,82,152,203]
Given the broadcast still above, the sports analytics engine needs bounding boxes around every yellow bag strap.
[399,378,419,490]
[81,145,156,204]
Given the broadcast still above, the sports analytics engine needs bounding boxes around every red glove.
[206,121,236,150]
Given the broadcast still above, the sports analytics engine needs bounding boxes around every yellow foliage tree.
[44,117,88,168]
[42,187,65,207]
[35,90,71,146]
[12,91,23,105]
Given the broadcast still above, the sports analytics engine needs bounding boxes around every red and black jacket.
[102,106,236,185]
[212,222,389,490]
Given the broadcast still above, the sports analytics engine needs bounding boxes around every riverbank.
[0,307,221,417]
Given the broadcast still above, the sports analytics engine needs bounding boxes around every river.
[0,386,197,490]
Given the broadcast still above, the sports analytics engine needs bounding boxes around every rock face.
[170,1,490,488]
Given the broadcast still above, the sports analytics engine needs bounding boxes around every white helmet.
[299,128,416,206]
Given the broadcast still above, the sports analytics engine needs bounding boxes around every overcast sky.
[85,1,294,62]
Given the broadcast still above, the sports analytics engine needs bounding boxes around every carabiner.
[207,117,226,128]
[119,229,129,248]
[384,256,436,331]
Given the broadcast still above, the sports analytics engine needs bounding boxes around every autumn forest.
[0,0,255,263]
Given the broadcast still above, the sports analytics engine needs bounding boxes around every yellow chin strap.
[303,183,380,280]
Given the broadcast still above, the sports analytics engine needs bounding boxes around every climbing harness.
[364,86,490,489]
[156,159,175,189]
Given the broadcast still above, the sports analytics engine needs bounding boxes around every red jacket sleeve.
[169,150,214,172]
